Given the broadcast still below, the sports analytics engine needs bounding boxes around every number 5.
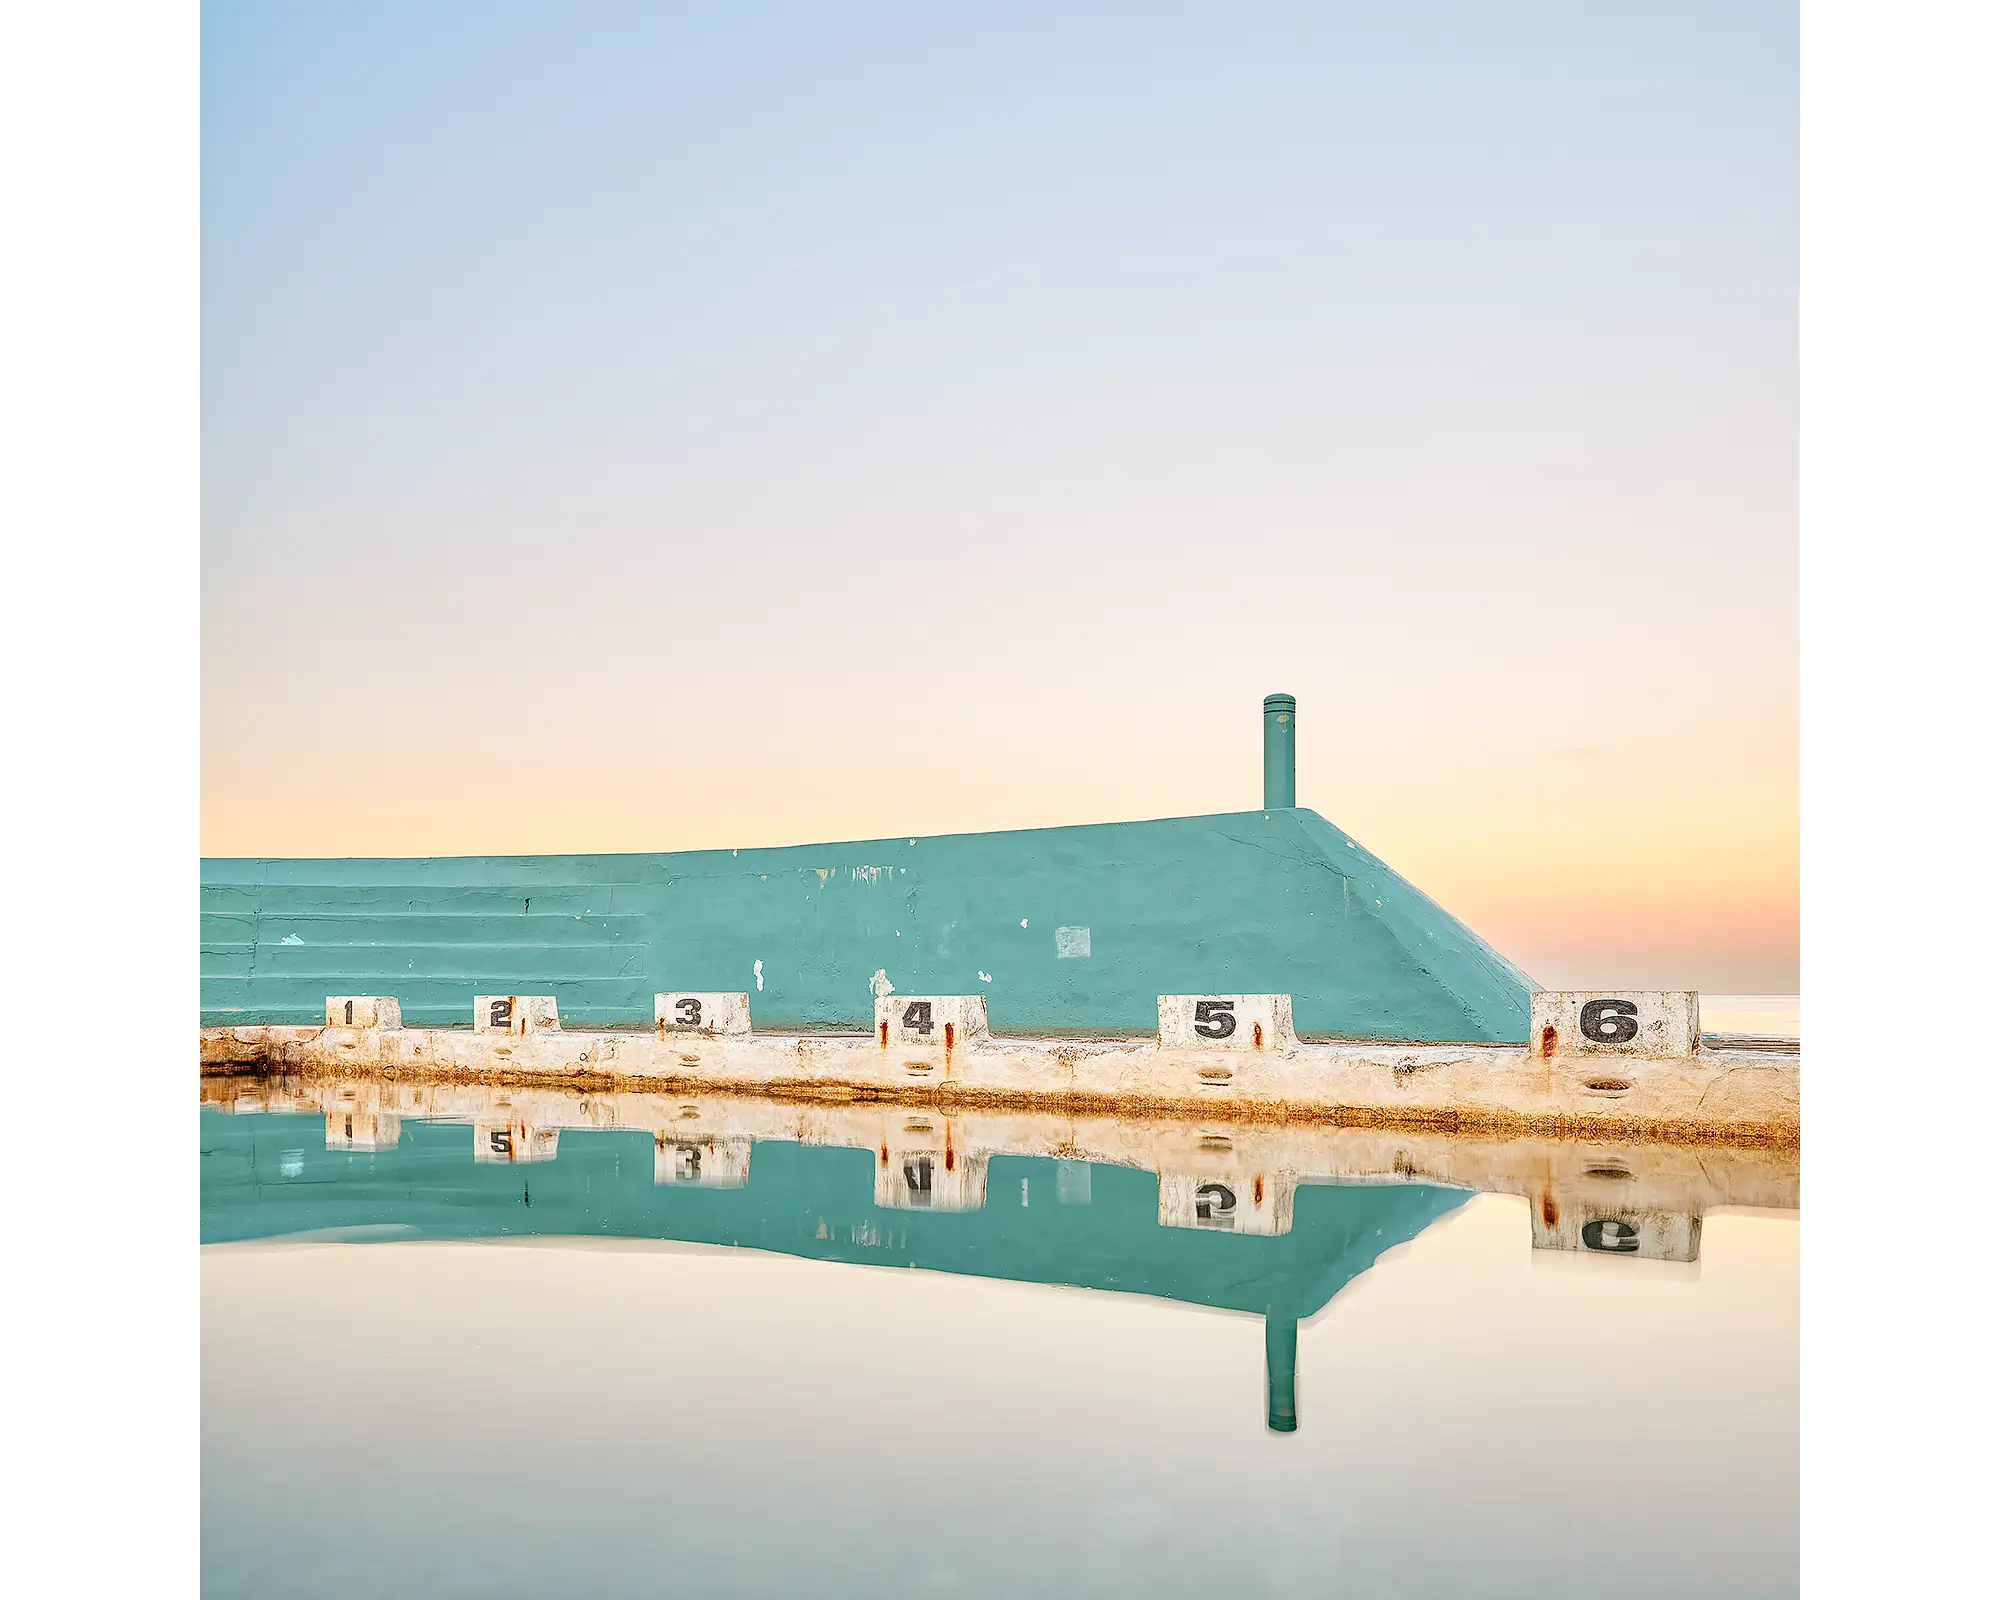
[1194,1000,1236,1039]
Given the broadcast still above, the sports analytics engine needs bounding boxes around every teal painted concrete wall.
[201,807,1536,1042]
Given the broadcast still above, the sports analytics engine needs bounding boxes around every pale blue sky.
[203,2,1797,989]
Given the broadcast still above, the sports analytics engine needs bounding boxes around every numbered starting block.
[1158,1170,1295,1235]
[875,994,988,1050]
[325,1110,400,1151]
[654,992,752,1036]
[324,996,401,1030]
[1157,994,1296,1052]
[472,995,561,1036]
[653,1135,752,1187]
[472,1121,560,1163]
[1531,991,1699,1060]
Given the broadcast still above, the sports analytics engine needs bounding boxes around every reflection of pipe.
[1265,1311,1298,1433]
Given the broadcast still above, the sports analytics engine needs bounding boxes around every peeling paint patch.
[1056,926,1091,960]
[870,969,895,1000]
[279,933,304,945]
[977,971,993,984]
[1020,919,1029,929]
[753,959,765,992]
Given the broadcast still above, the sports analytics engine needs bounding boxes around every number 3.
[675,998,702,1026]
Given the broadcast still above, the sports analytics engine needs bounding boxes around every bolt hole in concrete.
[202,1079,1796,1598]
[1584,1078,1634,1094]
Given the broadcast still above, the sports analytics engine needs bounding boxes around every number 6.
[1580,999,1639,1043]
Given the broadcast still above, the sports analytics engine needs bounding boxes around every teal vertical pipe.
[1265,1311,1299,1432]
[1263,693,1297,809]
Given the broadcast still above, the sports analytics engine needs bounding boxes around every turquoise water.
[202,1089,1798,1597]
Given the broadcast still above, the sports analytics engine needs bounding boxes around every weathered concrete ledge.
[202,1015,1799,1149]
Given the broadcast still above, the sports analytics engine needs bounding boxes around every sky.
[201,1,1798,992]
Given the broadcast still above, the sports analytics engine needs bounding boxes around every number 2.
[489,998,513,1029]
[902,1001,934,1035]
[1193,1000,1236,1039]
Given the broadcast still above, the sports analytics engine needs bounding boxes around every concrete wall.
[201,808,1536,1041]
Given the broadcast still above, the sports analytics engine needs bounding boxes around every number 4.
[902,1001,934,1035]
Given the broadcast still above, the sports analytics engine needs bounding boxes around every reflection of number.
[1580,999,1639,1043]
[1194,1000,1237,1039]
[1582,1218,1640,1253]
[489,1129,512,1155]
[904,1156,933,1204]
[489,998,513,1029]
[676,1146,701,1180]
[1195,1182,1236,1221]
[675,998,702,1026]
[902,1001,934,1035]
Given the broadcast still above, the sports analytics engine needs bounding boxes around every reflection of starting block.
[1532,1201,1701,1263]
[325,1110,400,1151]
[653,1135,752,1187]
[873,1145,988,1212]
[472,1122,560,1163]
[1158,1171,1295,1235]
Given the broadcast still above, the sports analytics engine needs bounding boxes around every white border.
[1804,4,1998,1594]
[1,3,198,1591]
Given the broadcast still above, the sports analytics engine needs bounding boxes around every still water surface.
[203,1076,1797,1598]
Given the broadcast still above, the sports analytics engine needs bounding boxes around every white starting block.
[472,995,561,1036]
[1530,992,1699,1059]
[472,1121,560,1163]
[653,1135,752,1187]
[654,992,752,1036]
[324,996,401,1030]
[1158,1170,1295,1235]
[1157,994,1295,1052]
[875,994,988,1050]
